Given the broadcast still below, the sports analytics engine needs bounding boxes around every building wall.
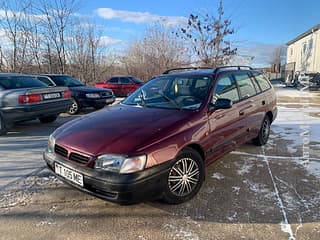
[287,29,320,73]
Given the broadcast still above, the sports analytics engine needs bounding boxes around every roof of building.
[287,24,320,46]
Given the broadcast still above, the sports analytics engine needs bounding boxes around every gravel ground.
[0,87,319,240]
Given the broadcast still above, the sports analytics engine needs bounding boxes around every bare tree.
[178,0,237,67]
[0,0,31,72]
[122,23,189,80]
[38,0,78,73]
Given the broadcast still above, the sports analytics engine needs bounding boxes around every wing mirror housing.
[208,98,233,112]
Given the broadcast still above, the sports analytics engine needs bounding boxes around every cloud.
[0,9,45,22]
[96,8,187,27]
[99,36,123,46]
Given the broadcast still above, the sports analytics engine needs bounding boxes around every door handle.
[262,100,266,105]
[239,111,244,116]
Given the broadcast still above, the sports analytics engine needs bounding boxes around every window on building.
[309,39,313,50]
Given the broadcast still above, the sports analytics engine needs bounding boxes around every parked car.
[95,76,144,97]
[37,74,116,115]
[44,66,277,204]
[0,73,72,135]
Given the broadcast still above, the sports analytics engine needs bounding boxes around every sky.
[3,0,320,67]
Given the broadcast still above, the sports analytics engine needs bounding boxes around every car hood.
[55,104,193,156]
[69,85,112,93]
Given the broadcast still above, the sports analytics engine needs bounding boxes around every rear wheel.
[68,98,80,115]
[253,115,271,146]
[39,115,57,124]
[162,148,204,204]
[0,115,7,135]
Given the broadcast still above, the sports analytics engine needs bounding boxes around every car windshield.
[0,76,48,89]
[123,75,213,110]
[48,75,85,87]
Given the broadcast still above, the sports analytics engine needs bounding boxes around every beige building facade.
[286,24,320,73]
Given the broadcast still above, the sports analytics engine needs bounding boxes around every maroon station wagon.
[44,66,277,204]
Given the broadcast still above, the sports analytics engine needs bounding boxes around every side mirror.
[208,98,233,112]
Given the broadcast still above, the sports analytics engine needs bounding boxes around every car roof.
[0,73,35,77]
[40,74,70,77]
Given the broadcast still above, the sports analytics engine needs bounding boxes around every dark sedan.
[0,73,72,135]
[37,74,116,114]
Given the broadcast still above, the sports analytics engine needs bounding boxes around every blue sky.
[2,0,319,67]
[74,0,319,67]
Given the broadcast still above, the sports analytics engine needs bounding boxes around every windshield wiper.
[156,90,182,110]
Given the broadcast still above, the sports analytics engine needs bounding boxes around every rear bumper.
[43,149,171,204]
[78,96,116,108]
[1,99,72,123]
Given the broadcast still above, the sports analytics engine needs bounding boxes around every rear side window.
[254,73,271,91]
[0,76,47,89]
[233,73,257,99]
[213,75,240,103]
[38,77,54,86]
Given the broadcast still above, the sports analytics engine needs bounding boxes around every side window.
[213,75,240,103]
[108,77,119,84]
[253,73,271,91]
[233,73,257,99]
[119,77,131,84]
[38,77,54,86]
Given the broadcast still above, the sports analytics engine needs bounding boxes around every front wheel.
[253,115,271,146]
[162,148,204,204]
[68,98,80,115]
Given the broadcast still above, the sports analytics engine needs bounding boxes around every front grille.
[54,144,90,165]
[54,144,68,158]
[70,152,90,164]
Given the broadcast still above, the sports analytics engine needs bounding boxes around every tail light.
[18,94,42,104]
[63,90,71,98]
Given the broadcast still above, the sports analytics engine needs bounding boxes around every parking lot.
[0,86,319,240]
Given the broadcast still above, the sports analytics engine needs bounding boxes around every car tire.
[252,115,271,146]
[162,148,204,204]
[39,115,58,124]
[0,114,8,135]
[68,98,80,115]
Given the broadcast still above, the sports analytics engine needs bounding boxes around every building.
[286,24,320,74]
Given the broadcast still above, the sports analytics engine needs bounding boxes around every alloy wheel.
[168,157,200,197]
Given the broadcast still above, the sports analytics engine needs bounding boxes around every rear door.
[119,77,135,96]
[233,72,264,141]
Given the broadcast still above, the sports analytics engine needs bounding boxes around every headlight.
[85,93,100,98]
[95,154,147,174]
[47,134,56,153]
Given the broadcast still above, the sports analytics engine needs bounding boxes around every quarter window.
[213,75,240,103]
[253,73,271,91]
[233,73,257,99]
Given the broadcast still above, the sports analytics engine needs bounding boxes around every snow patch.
[211,172,225,180]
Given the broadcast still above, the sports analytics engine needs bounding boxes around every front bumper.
[78,96,116,108]
[43,150,171,204]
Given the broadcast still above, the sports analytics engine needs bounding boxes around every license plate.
[43,92,61,100]
[54,163,84,187]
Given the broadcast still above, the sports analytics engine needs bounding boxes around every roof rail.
[162,67,214,74]
[162,66,253,75]
[213,66,253,73]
